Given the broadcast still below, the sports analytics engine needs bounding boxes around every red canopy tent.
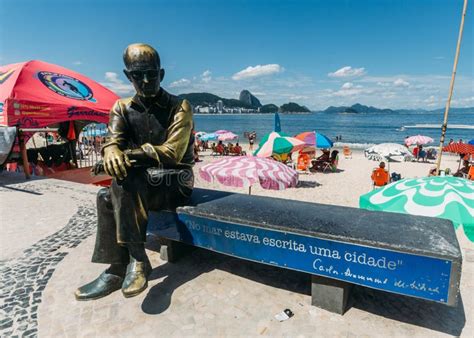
[0,60,118,129]
[0,60,119,178]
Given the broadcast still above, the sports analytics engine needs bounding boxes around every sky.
[1,0,473,110]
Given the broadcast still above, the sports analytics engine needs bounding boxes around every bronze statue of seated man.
[75,43,194,300]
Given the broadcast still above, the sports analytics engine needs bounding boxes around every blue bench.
[148,188,462,314]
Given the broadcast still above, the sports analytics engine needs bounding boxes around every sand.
[194,145,466,208]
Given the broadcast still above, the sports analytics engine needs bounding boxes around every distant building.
[216,100,224,114]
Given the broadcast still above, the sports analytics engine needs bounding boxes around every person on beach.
[371,162,390,187]
[75,43,194,301]
[248,131,256,151]
[454,160,470,177]
[310,149,330,171]
[418,145,427,162]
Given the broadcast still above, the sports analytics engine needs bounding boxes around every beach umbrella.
[274,112,281,132]
[442,143,474,155]
[468,139,474,145]
[294,131,333,149]
[253,131,305,158]
[295,131,316,147]
[199,156,299,194]
[359,176,474,242]
[200,133,218,141]
[218,132,239,141]
[364,143,413,162]
[316,133,333,148]
[405,135,434,146]
[214,129,230,134]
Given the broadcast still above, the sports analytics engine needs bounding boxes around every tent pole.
[435,0,468,175]
[18,129,31,179]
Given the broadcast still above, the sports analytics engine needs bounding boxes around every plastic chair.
[297,153,311,173]
[343,146,352,159]
[468,166,474,180]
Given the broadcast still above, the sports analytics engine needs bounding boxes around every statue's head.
[123,43,165,98]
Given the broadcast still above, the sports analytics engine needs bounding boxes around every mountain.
[321,104,474,114]
[280,102,311,113]
[427,107,474,114]
[260,104,279,113]
[239,90,262,108]
[178,92,254,109]
[179,90,309,113]
[321,103,395,114]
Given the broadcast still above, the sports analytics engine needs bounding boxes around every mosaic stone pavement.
[0,206,97,336]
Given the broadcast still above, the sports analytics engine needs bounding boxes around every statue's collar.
[131,88,169,110]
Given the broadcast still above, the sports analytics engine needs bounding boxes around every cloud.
[72,61,82,65]
[423,95,441,107]
[201,70,212,83]
[101,72,134,96]
[328,66,366,78]
[232,64,284,80]
[341,82,354,89]
[169,78,191,88]
[393,78,410,87]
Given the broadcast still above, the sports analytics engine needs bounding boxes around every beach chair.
[296,153,311,174]
[322,151,339,173]
[371,168,390,188]
[468,166,474,180]
[343,146,352,159]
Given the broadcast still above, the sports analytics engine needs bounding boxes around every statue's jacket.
[102,88,195,169]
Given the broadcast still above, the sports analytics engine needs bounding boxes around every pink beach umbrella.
[199,156,299,194]
[218,132,239,141]
[405,135,434,146]
[214,129,231,134]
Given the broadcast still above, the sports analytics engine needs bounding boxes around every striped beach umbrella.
[199,156,299,194]
[360,176,474,242]
[254,132,305,158]
[214,129,231,134]
[218,132,239,141]
[295,131,316,147]
[295,131,333,149]
[405,135,434,146]
[200,133,218,141]
[443,143,474,155]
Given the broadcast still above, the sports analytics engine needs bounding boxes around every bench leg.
[311,275,353,315]
[158,238,194,263]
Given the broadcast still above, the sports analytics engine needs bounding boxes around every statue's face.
[124,57,164,98]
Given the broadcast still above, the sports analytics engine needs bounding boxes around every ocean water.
[194,111,474,148]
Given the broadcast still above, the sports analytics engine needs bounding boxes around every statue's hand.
[103,145,132,180]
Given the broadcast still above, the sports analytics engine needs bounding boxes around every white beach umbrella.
[365,143,413,163]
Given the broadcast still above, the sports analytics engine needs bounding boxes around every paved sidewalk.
[0,172,473,337]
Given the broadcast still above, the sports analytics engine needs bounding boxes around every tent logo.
[0,68,16,84]
[37,71,97,102]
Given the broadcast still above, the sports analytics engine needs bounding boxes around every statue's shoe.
[75,271,124,301]
[121,260,152,298]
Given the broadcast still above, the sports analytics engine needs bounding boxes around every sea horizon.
[194,110,474,148]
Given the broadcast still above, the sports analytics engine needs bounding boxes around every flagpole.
[435,0,468,175]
